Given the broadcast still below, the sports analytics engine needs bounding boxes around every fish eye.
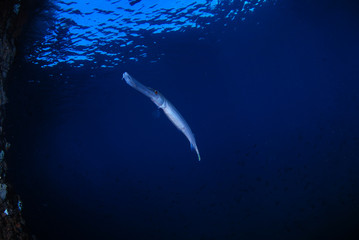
[154,90,158,95]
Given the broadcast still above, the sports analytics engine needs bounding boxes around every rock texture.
[0,0,31,239]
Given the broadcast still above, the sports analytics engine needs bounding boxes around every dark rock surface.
[0,0,40,239]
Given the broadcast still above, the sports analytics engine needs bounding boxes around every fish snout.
[123,72,129,80]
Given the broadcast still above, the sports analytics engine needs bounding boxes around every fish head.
[148,87,166,108]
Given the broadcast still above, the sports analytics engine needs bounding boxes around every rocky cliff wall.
[0,0,43,239]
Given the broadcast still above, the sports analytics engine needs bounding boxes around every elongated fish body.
[122,72,201,161]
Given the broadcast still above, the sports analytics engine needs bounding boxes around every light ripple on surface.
[26,0,275,68]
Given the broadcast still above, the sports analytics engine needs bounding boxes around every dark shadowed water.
[5,0,359,239]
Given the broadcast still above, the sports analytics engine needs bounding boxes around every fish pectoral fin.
[152,109,161,119]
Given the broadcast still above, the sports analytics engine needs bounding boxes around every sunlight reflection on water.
[26,0,275,68]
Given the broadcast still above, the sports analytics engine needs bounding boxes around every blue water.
[6,0,359,239]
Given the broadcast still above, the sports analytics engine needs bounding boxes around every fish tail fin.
[190,143,201,161]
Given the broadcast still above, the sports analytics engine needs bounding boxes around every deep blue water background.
[5,0,359,239]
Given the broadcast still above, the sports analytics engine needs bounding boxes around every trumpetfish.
[122,72,201,161]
